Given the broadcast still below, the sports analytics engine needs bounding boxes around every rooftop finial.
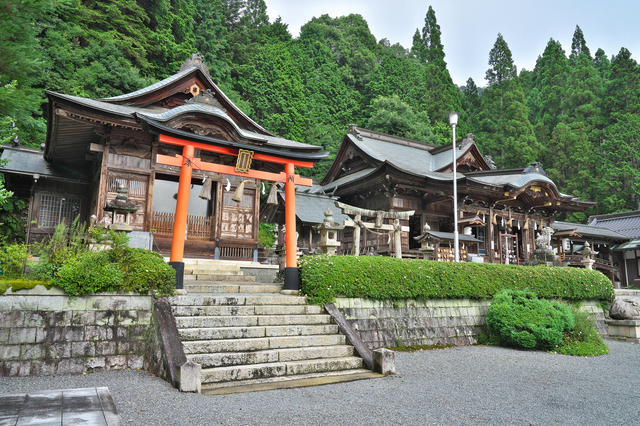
[180,53,210,77]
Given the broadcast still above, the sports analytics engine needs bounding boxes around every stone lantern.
[103,184,141,232]
[577,241,598,270]
[414,223,440,260]
[313,209,344,255]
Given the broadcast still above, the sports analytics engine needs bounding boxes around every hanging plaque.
[235,149,254,173]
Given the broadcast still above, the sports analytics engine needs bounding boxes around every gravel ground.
[1,340,639,426]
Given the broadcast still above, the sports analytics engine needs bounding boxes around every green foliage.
[0,157,28,244]
[554,303,609,356]
[53,250,123,296]
[298,255,615,306]
[258,223,274,248]
[46,245,175,297]
[486,289,574,350]
[367,95,438,144]
[115,247,176,297]
[28,219,174,296]
[476,33,540,169]
[0,243,31,279]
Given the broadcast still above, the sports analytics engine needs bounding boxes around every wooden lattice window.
[38,194,82,227]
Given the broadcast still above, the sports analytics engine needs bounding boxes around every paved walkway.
[0,387,122,426]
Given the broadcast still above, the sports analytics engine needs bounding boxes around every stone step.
[169,295,307,307]
[183,260,239,266]
[184,274,256,282]
[176,313,332,327]
[183,283,281,294]
[200,357,364,384]
[176,315,334,329]
[179,324,340,341]
[186,345,355,368]
[182,334,347,354]
[184,267,242,275]
[171,304,324,317]
[201,370,380,395]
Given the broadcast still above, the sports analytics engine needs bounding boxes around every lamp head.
[448,111,460,126]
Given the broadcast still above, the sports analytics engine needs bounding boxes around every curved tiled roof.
[552,221,629,242]
[465,173,557,191]
[100,68,196,102]
[347,134,462,181]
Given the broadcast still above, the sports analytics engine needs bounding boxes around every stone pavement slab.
[0,387,122,426]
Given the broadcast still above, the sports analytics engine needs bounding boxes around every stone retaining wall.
[333,298,608,349]
[0,286,153,377]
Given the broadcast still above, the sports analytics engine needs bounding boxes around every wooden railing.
[562,255,615,270]
[150,212,212,239]
[219,245,253,260]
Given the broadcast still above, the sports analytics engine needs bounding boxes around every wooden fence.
[150,212,212,239]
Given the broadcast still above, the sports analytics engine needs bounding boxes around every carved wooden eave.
[321,134,378,185]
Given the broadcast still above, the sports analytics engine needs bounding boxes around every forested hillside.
[1,0,639,220]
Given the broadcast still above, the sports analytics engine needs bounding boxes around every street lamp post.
[448,112,460,262]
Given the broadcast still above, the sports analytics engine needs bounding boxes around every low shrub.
[486,289,575,350]
[53,250,123,296]
[52,247,175,297]
[299,255,615,305]
[554,304,609,356]
[0,242,30,279]
[116,247,176,297]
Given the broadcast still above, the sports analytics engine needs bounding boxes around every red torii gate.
[156,133,313,290]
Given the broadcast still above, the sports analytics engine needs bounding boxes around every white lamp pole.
[448,112,460,262]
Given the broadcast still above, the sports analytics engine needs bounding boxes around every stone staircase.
[168,259,374,393]
[183,260,281,294]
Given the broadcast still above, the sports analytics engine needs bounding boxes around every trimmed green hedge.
[299,255,615,305]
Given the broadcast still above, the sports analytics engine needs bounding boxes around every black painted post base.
[169,261,185,290]
[283,267,300,291]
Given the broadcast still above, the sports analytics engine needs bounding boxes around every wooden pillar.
[488,207,495,264]
[170,144,194,262]
[353,214,361,256]
[523,213,529,261]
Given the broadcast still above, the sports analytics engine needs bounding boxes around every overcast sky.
[264,0,640,87]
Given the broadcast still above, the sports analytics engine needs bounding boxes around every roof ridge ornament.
[186,88,226,111]
[348,124,362,141]
[523,162,547,176]
[179,53,211,77]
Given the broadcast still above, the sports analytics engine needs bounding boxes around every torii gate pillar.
[168,144,194,289]
[283,162,299,290]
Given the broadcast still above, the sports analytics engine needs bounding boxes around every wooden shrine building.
[270,125,597,265]
[0,55,327,286]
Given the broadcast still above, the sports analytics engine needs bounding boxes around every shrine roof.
[47,91,325,154]
[311,168,378,194]
[0,146,89,182]
[552,221,629,242]
[464,171,556,190]
[419,231,483,244]
[278,192,351,225]
[138,116,328,161]
[345,132,465,177]
[100,68,196,102]
[588,210,640,239]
